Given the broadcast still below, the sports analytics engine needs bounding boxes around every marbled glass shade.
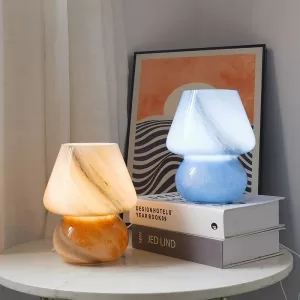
[43,143,137,264]
[166,90,255,204]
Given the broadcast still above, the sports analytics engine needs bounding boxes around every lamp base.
[176,155,247,204]
[53,215,128,264]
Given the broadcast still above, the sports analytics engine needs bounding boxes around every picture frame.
[126,44,266,202]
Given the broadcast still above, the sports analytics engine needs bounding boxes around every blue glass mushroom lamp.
[166,89,255,204]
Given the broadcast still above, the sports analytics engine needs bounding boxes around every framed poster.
[127,45,265,199]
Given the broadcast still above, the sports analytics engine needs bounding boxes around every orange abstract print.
[137,54,256,123]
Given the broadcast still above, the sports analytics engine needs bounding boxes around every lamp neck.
[184,155,238,162]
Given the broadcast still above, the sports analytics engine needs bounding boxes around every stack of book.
[130,193,285,268]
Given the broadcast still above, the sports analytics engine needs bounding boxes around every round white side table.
[0,239,293,300]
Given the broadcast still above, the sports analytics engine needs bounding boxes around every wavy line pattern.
[132,120,181,195]
[132,120,254,195]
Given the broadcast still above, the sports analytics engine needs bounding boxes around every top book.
[129,193,284,240]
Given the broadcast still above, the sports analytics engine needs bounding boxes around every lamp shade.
[166,89,255,156]
[43,143,137,216]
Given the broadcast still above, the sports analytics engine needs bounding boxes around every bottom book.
[132,224,284,268]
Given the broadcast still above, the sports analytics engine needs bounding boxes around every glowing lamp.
[43,143,137,264]
[166,89,255,204]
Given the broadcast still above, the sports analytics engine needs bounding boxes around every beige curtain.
[0,0,128,249]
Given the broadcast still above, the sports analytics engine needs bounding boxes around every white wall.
[239,0,300,299]
[124,0,300,299]
[124,0,199,53]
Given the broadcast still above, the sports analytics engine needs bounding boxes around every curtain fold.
[43,0,71,238]
[1,0,47,250]
[0,0,128,247]
[44,0,70,178]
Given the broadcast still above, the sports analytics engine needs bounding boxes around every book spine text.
[132,224,223,268]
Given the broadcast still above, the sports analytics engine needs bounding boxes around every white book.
[129,193,284,239]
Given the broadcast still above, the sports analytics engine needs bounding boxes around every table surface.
[0,239,293,300]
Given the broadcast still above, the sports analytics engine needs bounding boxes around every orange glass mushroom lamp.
[43,143,137,264]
